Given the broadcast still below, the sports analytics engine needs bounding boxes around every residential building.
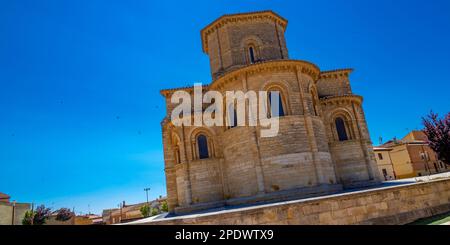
[373,147,396,181]
[379,131,449,179]
[0,192,31,225]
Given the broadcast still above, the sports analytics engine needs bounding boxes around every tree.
[140,204,150,217]
[56,208,74,222]
[33,205,51,225]
[23,205,52,225]
[422,111,450,165]
[161,201,169,213]
[151,208,159,216]
[22,210,34,225]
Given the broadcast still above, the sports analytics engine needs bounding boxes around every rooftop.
[0,192,10,201]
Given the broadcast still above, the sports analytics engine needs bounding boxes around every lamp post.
[11,201,16,225]
[144,188,151,205]
[118,203,123,223]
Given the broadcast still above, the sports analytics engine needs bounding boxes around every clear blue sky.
[1,0,449,214]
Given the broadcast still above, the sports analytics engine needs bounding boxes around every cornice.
[209,59,321,91]
[319,94,363,106]
[160,84,210,98]
[161,60,321,97]
[319,68,353,79]
[201,10,288,53]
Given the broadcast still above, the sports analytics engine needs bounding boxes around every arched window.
[172,135,181,164]
[197,134,209,159]
[174,146,181,164]
[248,46,256,64]
[268,91,285,117]
[335,117,349,141]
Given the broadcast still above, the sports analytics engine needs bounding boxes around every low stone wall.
[139,179,450,225]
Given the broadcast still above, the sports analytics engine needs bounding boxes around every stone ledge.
[174,184,342,215]
[130,178,450,225]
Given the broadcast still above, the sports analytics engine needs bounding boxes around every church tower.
[201,11,289,80]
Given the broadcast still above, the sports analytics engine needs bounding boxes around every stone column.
[296,68,324,185]
[181,125,193,205]
[243,73,266,194]
[351,102,378,181]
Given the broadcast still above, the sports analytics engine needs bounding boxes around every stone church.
[160,11,382,214]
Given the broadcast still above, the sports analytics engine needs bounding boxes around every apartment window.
[378,153,384,160]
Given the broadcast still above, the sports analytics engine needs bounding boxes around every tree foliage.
[33,205,52,225]
[22,205,52,225]
[161,201,169,212]
[422,111,450,165]
[56,208,74,222]
[151,207,159,216]
[22,210,34,225]
[140,204,151,217]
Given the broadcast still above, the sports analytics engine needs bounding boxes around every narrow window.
[268,91,285,117]
[382,169,388,181]
[249,46,256,64]
[420,153,425,160]
[197,134,209,159]
[335,117,349,141]
[175,147,181,164]
[378,153,383,160]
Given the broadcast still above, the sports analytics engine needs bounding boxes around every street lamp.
[11,200,16,225]
[144,188,151,205]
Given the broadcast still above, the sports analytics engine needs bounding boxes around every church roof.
[0,192,10,201]
[200,10,288,53]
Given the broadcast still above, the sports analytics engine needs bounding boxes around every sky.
[1,0,449,215]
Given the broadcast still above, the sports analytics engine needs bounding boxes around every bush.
[161,201,168,212]
[151,208,159,216]
[140,204,151,217]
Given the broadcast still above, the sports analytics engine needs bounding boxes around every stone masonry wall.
[142,179,450,225]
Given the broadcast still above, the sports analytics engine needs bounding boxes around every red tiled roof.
[0,192,10,200]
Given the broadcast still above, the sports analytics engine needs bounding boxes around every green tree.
[161,201,169,212]
[22,205,51,225]
[22,210,34,225]
[151,208,159,216]
[140,204,150,217]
